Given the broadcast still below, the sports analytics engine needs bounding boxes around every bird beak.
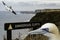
[29,28,49,35]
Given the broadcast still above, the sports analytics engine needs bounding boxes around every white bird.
[28,23,60,40]
[2,1,16,15]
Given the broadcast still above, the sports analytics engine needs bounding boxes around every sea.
[0,11,35,40]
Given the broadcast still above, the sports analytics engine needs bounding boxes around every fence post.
[7,30,12,40]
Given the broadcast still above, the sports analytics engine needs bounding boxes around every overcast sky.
[0,0,60,11]
[0,0,60,3]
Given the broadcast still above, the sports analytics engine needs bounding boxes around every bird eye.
[42,28,49,32]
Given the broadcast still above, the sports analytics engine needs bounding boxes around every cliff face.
[30,9,60,27]
[24,9,60,40]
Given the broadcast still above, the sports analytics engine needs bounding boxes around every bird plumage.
[28,23,60,40]
[2,1,16,15]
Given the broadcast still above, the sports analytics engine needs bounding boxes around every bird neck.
[49,34,60,40]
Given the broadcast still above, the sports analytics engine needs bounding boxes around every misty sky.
[0,0,60,3]
[0,0,60,11]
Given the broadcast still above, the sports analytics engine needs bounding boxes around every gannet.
[2,1,16,15]
[28,23,60,40]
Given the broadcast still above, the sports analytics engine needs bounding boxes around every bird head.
[29,23,60,38]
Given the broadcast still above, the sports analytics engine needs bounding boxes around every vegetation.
[30,9,60,30]
[24,34,48,40]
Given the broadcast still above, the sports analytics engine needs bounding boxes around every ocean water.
[0,11,35,40]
